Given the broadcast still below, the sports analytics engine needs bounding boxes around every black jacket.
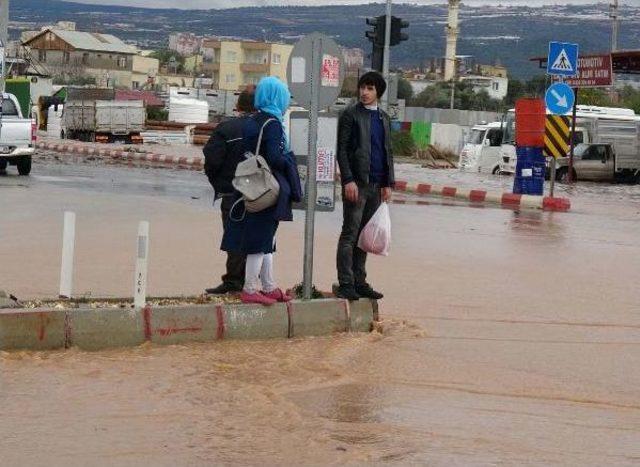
[203,116,248,196]
[337,102,395,188]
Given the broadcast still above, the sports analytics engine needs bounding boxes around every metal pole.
[549,75,563,197]
[302,37,321,300]
[568,88,579,183]
[450,76,455,109]
[134,221,150,309]
[59,211,76,299]
[549,157,556,197]
[380,0,392,112]
[0,0,7,94]
[0,0,8,143]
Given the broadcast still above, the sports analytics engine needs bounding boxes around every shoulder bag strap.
[255,118,277,156]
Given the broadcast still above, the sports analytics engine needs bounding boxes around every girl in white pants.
[243,253,291,305]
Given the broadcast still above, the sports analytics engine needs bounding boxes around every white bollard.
[134,221,150,309]
[59,211,76,298]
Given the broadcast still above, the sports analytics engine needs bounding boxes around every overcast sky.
[60,0,640,10]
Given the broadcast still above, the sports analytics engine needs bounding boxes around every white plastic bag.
[357,202,391,256]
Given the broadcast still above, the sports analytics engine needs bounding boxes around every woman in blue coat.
[221,77,297,305]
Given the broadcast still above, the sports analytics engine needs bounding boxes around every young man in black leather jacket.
[335,71,395,301]
[203,87,255,294]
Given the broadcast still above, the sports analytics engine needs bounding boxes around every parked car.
[0,93,37,176]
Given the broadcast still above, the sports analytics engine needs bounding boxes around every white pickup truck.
[0,93,36,176]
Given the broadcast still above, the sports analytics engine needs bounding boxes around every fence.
[395,107,502,155]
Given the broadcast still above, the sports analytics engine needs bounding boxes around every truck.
[459,121,504,174]
[556,121,640,183]
[61,100,145,144]
[498,105,640,182]
[0,93,37,176]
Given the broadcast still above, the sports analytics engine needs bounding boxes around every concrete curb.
[393,180,571,212]
[0,298,377,351]
[36,141,204,171]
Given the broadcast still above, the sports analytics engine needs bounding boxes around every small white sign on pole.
[134,221,150,309]
[321,54,340,87]
[59,211,76,298]
[291,57,306,83]
[316,147,335,182]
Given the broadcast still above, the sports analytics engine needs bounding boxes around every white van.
[459,122,504,174]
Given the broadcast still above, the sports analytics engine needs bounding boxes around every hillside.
[10,0,640,79]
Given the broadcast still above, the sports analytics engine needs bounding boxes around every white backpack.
[232,118,280,214]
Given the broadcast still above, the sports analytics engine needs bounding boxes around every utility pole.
[0,0,9,148]
[380,0,392,112]
[610,0,619,52]
[609,0,619,100]
[0,0,8,93]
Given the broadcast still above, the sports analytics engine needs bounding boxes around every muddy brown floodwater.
[1,160,640,465]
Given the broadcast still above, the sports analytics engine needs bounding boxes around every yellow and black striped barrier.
[544,115,571,159]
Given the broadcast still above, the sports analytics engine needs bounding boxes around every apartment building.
[168,33,202,57]
[199,39,293,91]
[341,47,365,77]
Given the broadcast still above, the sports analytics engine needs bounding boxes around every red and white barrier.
[36,141,569,212]
[393,180,571,212]
[36,141,204,170]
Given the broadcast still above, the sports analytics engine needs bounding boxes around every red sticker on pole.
[321,54,340,87]
[565,54,613,88]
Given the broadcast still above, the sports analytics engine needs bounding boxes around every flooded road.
[1,157,640,465]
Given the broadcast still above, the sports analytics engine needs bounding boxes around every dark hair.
[358,71,387,98]
[236,85,256,113]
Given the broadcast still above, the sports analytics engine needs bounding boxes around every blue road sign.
[547,42,579,77]
[545,82,575,115]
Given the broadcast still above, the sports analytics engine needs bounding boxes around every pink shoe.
[262,288,293,302]
[241,291,277,306]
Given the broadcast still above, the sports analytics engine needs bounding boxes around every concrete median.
[288,299,348,337]
[0,309,66,350]
[222,303,290,340]
[67,308,146,351]
[0,298,377,351]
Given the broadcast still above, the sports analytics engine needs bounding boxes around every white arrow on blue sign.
[545,82,575,115]
[547,41,579,77]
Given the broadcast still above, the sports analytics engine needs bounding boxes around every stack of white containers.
[168,88,209,124]
[47,105,64,138]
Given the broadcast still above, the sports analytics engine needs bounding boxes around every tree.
[149,49,186,74]
[619,85,640,114]
[397,77,413,100]
[340,76,358,98]
[578,88,612,107]
[410,84,449,108]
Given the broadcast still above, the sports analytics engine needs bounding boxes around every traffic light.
[390,16,409,46]
[365,15,409,72]
[365,15,386,46]
[365,15,385,72]
[371,47,383,73]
